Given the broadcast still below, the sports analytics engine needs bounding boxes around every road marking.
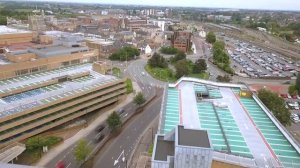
[66,162,71,168]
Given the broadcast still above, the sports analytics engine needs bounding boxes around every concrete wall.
[6,52,37,63]
[0,32,34,45]
[174,146,212,168]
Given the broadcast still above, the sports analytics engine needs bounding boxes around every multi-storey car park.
[0,62,126,150]
[152,77,300,168]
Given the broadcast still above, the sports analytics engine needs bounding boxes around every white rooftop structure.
[0,26,30,35]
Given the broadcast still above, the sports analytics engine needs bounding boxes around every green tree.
[106,111,122,131]
[109,47,140,61]
[288,85,298,96]
[193,59,207,73]
[148,52,168,68]
[213,41,225,51]
[74,139,91,163]
[175,59,190,78]
[160,47,178,54]
[216,75,231,82]
[134,92,146,106]
[206,31,216,44]
[296,73,300,94]
[258,89,291,126]
[26,136,47,152]
[172,51,186,62]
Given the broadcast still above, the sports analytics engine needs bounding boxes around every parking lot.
[224,37,299,78]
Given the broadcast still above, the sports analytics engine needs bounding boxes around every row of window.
[0,88,124,137]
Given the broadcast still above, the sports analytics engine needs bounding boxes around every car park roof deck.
[0,63,117,118]
[159,77,300,167]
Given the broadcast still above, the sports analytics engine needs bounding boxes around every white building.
[145,44,152,55]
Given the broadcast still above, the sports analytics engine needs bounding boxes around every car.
[292,95,298,99]
[56,161,65,168]
[94,133,105,143]
[142,72,145,76]
[118,108,125,115]
[95,124,105,132]
[287,94,292,99]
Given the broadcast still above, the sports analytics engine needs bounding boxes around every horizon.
[9,0,300,12]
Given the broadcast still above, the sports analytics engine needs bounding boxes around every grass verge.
[145,65,176,82]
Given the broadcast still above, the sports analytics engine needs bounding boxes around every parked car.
[281,94,288,98]
[287,94,292,99]
[292,95,298,99]
[94,133,105,143]
[95,124,105,132]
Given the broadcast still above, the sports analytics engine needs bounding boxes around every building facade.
[171,31,192,53]
[0,63,126,148]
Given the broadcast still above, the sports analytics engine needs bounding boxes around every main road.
[91,58,165,168]
[43,58,163,168]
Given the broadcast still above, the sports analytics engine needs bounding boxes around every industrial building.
[0,62,126,148]
[152,77,300,168]
[0,28,100,80]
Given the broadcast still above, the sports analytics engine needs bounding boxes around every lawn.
[145,65,176,82]
[112,67,121,77]
[126,78,133,94]
[188,72,209,79]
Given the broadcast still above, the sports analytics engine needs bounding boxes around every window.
[61,61,70,66]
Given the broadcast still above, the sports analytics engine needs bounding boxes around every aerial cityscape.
[0,0,300,168]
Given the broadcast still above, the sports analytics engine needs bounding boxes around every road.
[91,58,165,168]
[126,59,166,88]
[43,57,163,168]
[92,93,162,168]
[44,100,140,168]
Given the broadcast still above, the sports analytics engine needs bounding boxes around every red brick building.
[171,31,192,53]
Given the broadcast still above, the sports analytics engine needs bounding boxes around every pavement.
[36,90,137,168]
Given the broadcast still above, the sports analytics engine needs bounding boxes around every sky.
[28,0,300,11]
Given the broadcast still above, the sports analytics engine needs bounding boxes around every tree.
[106,111,122,131]
[74,139,91,163]
[288,85,298,96]
[295,73,300,94]
[134,92,146,106]
[213,41,225,51]
[148,52,168,68]
[172,51,186,62]
[109,47,140,61]
[216,75,231,82]
[160,47,178,55]
[26,136,47,152]
[193,59,207,73]
[175,59,190,78]
[258,89,291,126]
[206,31,216,44]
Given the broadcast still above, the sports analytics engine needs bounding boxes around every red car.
[292,95,298,99]
[56,161,65,168]
[280,94,288,98]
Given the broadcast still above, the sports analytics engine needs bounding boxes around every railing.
[157,84,168,134]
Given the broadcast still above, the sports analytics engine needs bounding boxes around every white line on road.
[66,162,71,168]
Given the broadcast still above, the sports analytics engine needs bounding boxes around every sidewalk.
[129,114,159,168]
[36,82,140,167]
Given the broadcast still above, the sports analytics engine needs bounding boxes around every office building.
[152,77,300,168]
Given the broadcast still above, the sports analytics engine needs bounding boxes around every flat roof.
[27,45,89,58]
[154,135,174,161]
[0,63,117,119]
[160,78,300,167]
[178,125,210,148]
[0,26,30,35]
